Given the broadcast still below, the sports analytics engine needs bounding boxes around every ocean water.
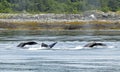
[0,30,120,72]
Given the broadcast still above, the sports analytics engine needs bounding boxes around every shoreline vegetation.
[0,11,120,30]
[0,0,120,30]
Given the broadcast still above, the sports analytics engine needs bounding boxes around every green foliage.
[0,0,13,13]
[108,0,120,12]
[0,0,119,13]
[101,6,110,12]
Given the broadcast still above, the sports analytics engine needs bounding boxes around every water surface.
[0,30,120,72]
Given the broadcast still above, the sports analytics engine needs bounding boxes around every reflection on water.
[0,30,120,41]
[0,30,120,72]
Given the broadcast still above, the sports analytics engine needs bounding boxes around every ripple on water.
[1,30,120,72]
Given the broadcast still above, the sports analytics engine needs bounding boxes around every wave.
[27,45,115,51]
[1,41,118,51]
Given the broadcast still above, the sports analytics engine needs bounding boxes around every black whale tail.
[49,42,57,48]
[41,42,57,48]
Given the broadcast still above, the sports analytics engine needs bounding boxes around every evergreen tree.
[108,0,120,11]
[0,0,119,13]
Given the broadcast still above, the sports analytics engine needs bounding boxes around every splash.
[28,45,114,51]
[28,47,50,50]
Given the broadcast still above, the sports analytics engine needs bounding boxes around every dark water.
[0,30,120,72]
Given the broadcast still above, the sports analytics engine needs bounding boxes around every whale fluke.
[17,41,57,48]
[84,42,106,47]
[49,42,57,48]
[17,41,37,47]
[41,42,57,48]
[41,43,48,47]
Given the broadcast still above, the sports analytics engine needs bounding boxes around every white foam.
[28,47,50,50]
[74,46,84,50]
[106,46,115,49]
[27,44,116,51]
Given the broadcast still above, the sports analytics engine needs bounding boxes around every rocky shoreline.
[0,11,120,30]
